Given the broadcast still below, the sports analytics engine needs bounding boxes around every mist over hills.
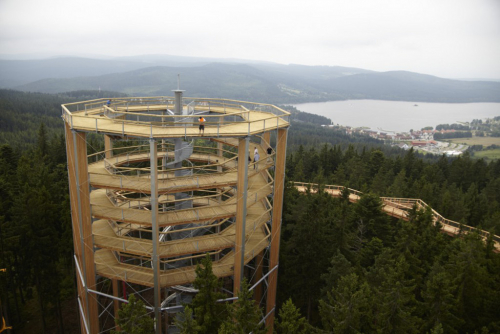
[0,54,276,87]
[0,57,150,87]
[2,55,499,103]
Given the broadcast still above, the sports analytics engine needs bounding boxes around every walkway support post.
[112,279,120,324]
[266,128,288,333]
[104,135,113,159]
[65,123,99,334]
[234,137,250,295]
[261,131,270,147]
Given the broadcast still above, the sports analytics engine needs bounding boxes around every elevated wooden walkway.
[294,182,500,252]
[90,140,275,287]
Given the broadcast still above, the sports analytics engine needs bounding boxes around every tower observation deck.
[62,92,290,333]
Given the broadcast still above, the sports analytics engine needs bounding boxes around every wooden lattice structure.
[63,94,289,333]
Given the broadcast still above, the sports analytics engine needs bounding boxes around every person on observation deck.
[198,116,206,135]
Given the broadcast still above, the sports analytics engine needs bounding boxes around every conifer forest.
[0,89,499,333]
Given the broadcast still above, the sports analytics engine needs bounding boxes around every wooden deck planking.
[94,223,269,288]
[66,106,288,139]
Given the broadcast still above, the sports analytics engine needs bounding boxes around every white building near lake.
[444,150,462,157]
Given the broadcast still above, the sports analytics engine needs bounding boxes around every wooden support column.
[65,123,99,334]
[261,131,271,146]
[233,137,249,295]
[150,139,162,334]
[112,279,120,324]
[104,134,113,159]
[266,128,288,333]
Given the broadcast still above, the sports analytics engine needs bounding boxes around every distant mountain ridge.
[2,55,499,103]
[0,54,277,87]
[0,57,149,87]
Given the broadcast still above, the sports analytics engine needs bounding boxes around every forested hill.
[277,145,500,333]
[5,57,500,103]
[0,89,127,150]
[0,57,153,87]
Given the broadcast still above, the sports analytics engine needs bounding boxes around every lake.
[293,100,500,133]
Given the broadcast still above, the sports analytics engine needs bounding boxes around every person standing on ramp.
[198,116,206,135]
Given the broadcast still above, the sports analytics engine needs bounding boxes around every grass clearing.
[473,149,500,161]
[446,137,500,146]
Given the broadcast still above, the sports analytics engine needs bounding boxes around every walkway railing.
[61,97,290,138]
[293,182,500,250]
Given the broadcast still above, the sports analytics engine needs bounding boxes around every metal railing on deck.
[62,97,290,138]
[89,143,239,177]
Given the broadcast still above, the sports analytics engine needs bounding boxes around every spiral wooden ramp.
[90,145,275,287]
[63,96,290,333]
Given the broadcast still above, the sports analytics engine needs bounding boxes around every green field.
[447,136,500,146]
[446,136,500,160]
[473,149,500,161]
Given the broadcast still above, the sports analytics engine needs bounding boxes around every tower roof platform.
[62,97,290,139]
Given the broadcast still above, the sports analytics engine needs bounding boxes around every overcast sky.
[1,0,499,79]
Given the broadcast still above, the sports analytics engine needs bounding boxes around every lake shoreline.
[293,100,500,133]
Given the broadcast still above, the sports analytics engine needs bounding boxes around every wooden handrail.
[293,182,500,249]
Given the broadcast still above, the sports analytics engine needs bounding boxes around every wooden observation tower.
[62,90,290,333]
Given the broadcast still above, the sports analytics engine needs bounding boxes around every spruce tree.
[427,323,444,334]
[421,264,461,334]
[321,250,354,295]
[319,273,373,334]
[281,191,335,320]
[174,306,201,334]
[218,278,266,334]
[275,298,309,334]
[372,255,421,334]
[445,235,490,332]
[112,294,154,334]
[37,123,48,158]
[353,193,393,246]
[190,254,225,333]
